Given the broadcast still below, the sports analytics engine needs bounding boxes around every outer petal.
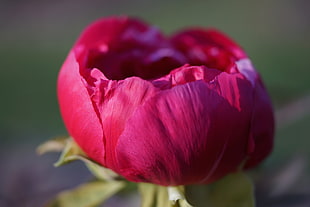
[94,77,159,169]
[114,66,255,186]
[236,59,275,168]
[245,76,275,168]
[57,52,105,164]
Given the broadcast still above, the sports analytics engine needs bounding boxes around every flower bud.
[58,17,274,186]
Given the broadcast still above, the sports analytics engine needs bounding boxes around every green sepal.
[37,136,69,155]
[58,154,119,181]
[53,137,86,167]
[138,183,193,207]
[46,180,125,207]
[38,137,120,181]
[205,171,255,207]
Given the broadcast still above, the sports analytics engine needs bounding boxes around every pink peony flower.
[57,17,274,186]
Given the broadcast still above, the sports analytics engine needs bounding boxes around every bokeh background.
[1,0,309,206]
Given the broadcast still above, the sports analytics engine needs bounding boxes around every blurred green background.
[0,0,309,206]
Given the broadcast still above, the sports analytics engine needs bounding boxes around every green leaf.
[46,180,125,207]
[206,172,255,207]
[38,137,120,181]
[138,183,193,207]
[36,136,69,155]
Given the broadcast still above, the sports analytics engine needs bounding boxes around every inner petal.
[85,45,186,80]
[83,21,187,80]
[80,18,245,81]
[171,29,246,73]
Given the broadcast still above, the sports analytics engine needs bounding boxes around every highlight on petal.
[236,58,257,86]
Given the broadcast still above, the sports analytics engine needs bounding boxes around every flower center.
[83,27,238,80]
[85,46,186,80]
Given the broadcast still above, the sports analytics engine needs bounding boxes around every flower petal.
[75,17,152,53]
[57,52,105,163]
[96,77,159,169]
[245,76,275,168]
[74,17,185,80]
[114,72,254,185]
[171,29,247,72]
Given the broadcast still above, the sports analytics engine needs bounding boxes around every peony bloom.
[57,17,274,186]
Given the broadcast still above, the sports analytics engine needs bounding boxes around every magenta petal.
[171,29,247,72]
[245,77,275,168]
[193,29,247,59]
[74,17,152,52]
[57,52,105,163]
[96,77,158,169]
[172,28,247,59]
[212,72,254,112]
[73,17,185,80]
[114,74,254,185]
